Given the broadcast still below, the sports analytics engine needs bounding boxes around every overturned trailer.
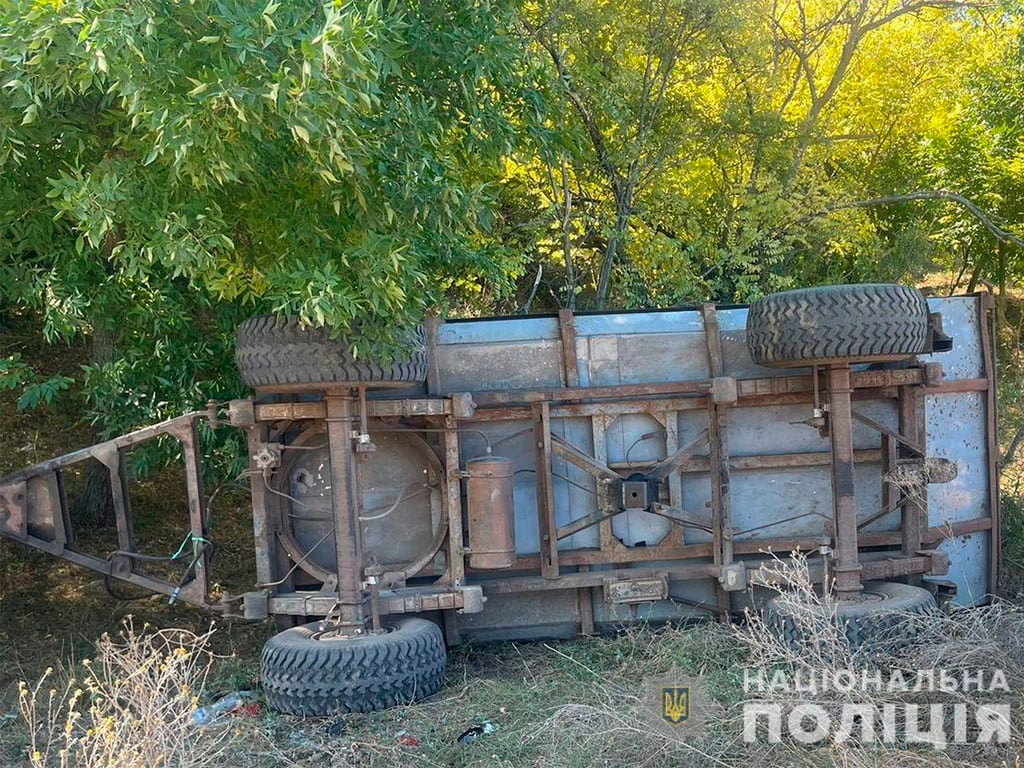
[0,285,1000,715]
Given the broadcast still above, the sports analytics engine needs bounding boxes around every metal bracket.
[0,481,27,539]
[241,590,270,620]
[622,476,659,509]
[711,377,738,405]
[718,562,747,592]
[927,312,953,354]
[252,443,282,470]
[603,575,668,604]
[918,548,950,576]
[228,399,256,427]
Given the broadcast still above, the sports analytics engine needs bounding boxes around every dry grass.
[730,554,1022,767]
[16,618,232,768]
[5,566,1024,767]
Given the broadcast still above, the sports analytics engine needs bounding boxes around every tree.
[522,0,723,309]
[0,0,533,520]
[0,0,531,414]
[684,0,976,298]
[506,0,981,310]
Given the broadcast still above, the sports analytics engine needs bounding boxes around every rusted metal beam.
[749,555,942,587]
[925,378,989,394]
[703,303,734,621]
[482,563,714,594]
[467,369,944,411]
[0,412,207,484]
[978,293,1001,593]
[486,565,857,601]
[89,444,136,562]
[268,585,483,616]
[558,309,581,388]
[473,380,712,408]
[335,513,999,585]
[728,516,993,556]
[506,541,716,571]
[246,427,281,591]
[468,399,706,422]
[923,516,992,542]
[855,499,904,532]
[657,409,686,547]
[441,418,466,587]
[244,373,991,429]
[649,503,713,532]
[735,368,927,398]
[592,415,617,553]
[550,434,622,482]
[324,394,366,628]
[464,380,994,424]
[254,395,473,423]
[533,402,560,578]
[851,410,924,456]
[665,448,883,474]
[556,508,618,540]
[648,430,710,481]
[827,365,863,598]
[898,385,926,566]
[4,533,219,609]
[179,418,211,602]
[881,434,897,537]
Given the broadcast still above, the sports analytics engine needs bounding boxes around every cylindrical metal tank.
[465,456,516,569]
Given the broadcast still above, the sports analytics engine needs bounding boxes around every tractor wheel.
[745,284,930,367]
[765,581,938,652]
[234,314,427,390]
[260,617,446,716]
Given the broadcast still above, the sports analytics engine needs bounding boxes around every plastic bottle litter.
[192,692,249,726]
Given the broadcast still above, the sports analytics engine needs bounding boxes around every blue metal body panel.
[433,297,996,639]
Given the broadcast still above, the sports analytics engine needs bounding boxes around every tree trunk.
[997,239,1007,329]
[950,245,970,296]
[70,321,117,529]
[560,161,576,311]
[965,261,983,294]
[596,200,633,310]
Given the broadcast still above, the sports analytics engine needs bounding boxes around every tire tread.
[235,315,427,389]
[746,284,930,367]
[261,618,446,716]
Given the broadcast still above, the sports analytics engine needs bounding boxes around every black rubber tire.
[745,284,930,367]
[765,581,938,652]
[261,617,446,716]
[235,314,427,390]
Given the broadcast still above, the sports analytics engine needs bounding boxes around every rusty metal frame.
[2,299,1000,631]
[231,350,995,624]
[0,412,217,609]
[702,303,734,618]
[978,293,1001,593]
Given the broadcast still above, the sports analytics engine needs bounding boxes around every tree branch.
[1002,421,1024,470]
[824,190,1024,249]
[523,20,624,200]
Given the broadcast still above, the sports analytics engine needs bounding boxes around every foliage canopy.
[0,0,532,433]
[3,0,1024,437]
